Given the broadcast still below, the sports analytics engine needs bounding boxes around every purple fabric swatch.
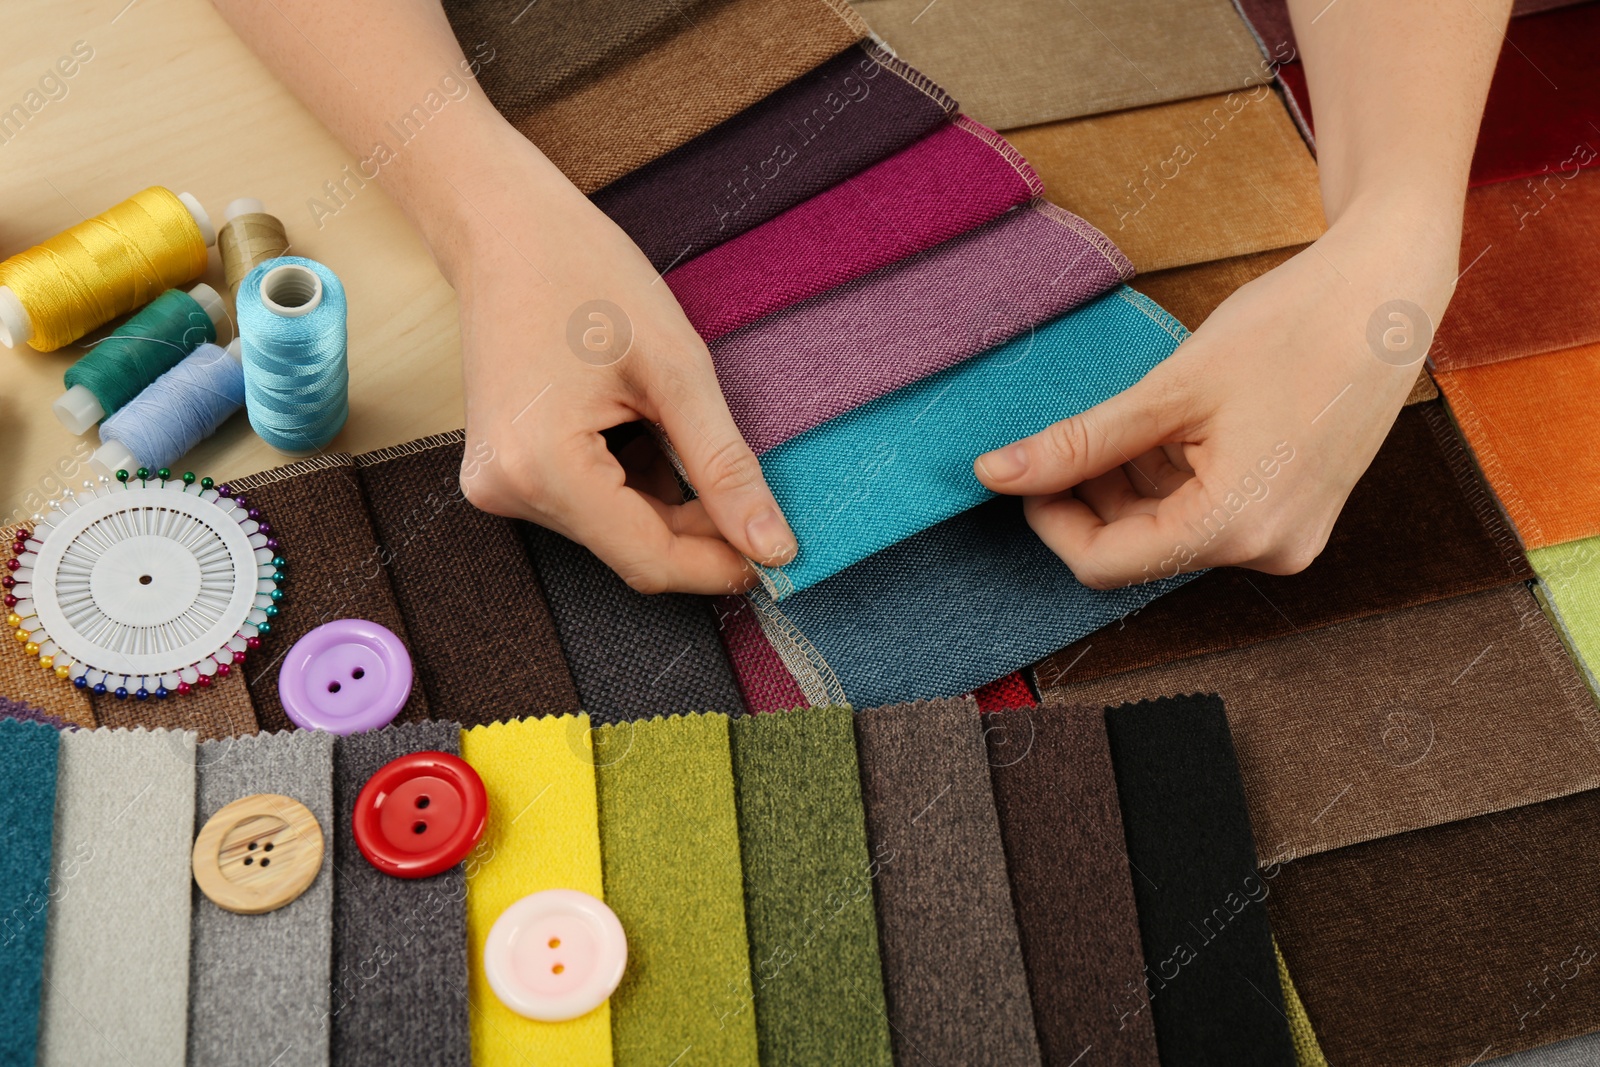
[707,201,1133,456]
[590,43,957,271]
[0,696,74,731]
[666,116,1042,341]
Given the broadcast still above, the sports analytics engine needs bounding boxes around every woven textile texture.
[592,43,956,272]
[1007,91,1326,272]
[1483,1032,1600,1066]
[521,524,745,720]
[1274,942,1329,1067]
[753,287,1182,599]
[712,201,1133,458]
[1035,403,1531,687]
[987,705,1160,1067]
[1436,342,1600,550]
[857,0,1267,129]
[853,699,1041,1066]
[717,595,809,714]
[514,0,868,194]
[230,456,430,731]
[1431,167,1600,370]
[461,716,610,1067]
[0,719,58,1067]
[595,714,759,1066]
[972,670,1035,711]
[727,706,893,1067]
[189,730,334,1067]
[355,433,580,723]
[0,696,75,729]
[1531,537,1600,687]
[331,723,469,1067]
[1268,787,1600,1066]
[747,495,1196,709]
[1104,696,1295,1066]
[92,669,256,740]
[0,524,93,726]
[668,117,1040,340]
[1045,584,1600,865]
[38,729,193,1067]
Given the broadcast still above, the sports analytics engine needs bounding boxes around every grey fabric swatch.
[189,730,335,1067]
[1485,1032,1600,1066]
[38,729,196,1067]
[853,698,1042,1066]
[331,722,470,1067]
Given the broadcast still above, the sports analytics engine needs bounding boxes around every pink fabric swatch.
[717,595,810,713]
[667,117,1043,341]
[708,200,1133,455]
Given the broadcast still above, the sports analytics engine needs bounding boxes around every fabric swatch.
[1035,402,1532,687]
[1103,695,1295,1066]
[971,671,1035,712]
[592,43,956,272]
[37,728,194,1067]
[461,715,610,1067]
[1274,942,1329,1067]
[716,595,809,715]
[753,287,1182,599]
[595,713,758,1066]
[1431,167,1600,370]
[746,495,1196,710]
[667,116,1041,340]
[1007,91,1326,272]
[1531,537,1600,689]
[0,719,59,1067]
[1,524,93,728]
[711,201,1133,458]
[857,0,1268,130]
[727,706,893,1067]
[229,455,430,732]
[1233,0,1588,61]
[1045,583,1600,864]
[1435,341,1600,550]
[355,432,580,724]
[521,524,745,720]
[1483,1032,1600,1067]
[853,698,1041,1066]
[92,669,256,741]
[189,730,335,1067]
[0,695,74,730]
[1268,787,1600,1067]
[986,705,1160,1067]
[515,0,868,194]
[331,722,469,1067]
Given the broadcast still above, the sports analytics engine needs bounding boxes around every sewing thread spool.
[237,256,349,455]
[53,283,227,434]
[0,187,214,352]
[92,338,245,476]
[218,197,291,298]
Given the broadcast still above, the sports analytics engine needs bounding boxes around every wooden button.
[192,793,324,914]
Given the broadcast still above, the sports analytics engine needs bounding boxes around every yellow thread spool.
[218,198,291,298]
[0,186,214,352]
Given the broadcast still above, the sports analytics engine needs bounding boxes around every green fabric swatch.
[728,706,894,1067]
[596,713,758,1066]
[1531,538,1600,689]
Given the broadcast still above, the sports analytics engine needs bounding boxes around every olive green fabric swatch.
[728,706,893,1067]
[596,713,758,1066]
[1275,941,1329,1067]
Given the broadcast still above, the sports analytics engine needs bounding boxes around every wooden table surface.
[2,0,464,525]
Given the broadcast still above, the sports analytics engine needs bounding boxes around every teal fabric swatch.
[0,718,61,1067]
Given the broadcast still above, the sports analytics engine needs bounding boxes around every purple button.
[278,619,413,734]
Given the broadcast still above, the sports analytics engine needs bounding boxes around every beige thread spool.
[218,198,291,297]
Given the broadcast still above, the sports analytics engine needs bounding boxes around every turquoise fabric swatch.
[753,286,1186,598]
[0,718,61,1067]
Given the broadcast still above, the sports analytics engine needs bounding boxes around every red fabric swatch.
[973,672,1036,713]
[717,595,810,713]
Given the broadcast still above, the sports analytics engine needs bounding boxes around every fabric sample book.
[857,0,1267,129]
[1046,584,1600,864]
[753,287,1182,598]
[853,699,1042,1067]
[0,719,59,1067]
[1007,91,1326,272]
[667,116,1042,340]
[1531,537,1600,687]
[592,43,956,272]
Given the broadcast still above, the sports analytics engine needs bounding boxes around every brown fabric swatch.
[987,705,1159,1067]
[354,433,579,726]
[228,455,430,732]
[1037,402,1530,688]
[90,671,255,741]
[1043,583,1600,864]
[1431,167,1600,371]
[1006,91,1325,272]
[1269,787,1600,1067]
[856,0,1267,130]
[517,0,868,194]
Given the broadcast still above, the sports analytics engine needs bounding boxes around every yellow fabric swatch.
[1275,940,1329,1067]
[462,715,610,1067]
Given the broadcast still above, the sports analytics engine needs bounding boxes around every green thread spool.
[53,283,226,434]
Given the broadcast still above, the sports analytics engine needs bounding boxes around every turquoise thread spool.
[236,256,349,455]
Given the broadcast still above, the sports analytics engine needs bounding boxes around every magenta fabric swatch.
[667,116,1043,341]
[716,595,811,714]
[708,200,1132,455]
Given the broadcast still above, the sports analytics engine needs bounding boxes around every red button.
[353,751,487,878]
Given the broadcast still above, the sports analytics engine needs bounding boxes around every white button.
[484,889,627,1021]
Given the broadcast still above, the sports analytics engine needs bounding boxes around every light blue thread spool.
[92,338,246,475]
[237,255,349,455]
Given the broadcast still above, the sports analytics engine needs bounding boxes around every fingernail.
[977,443,1028,482]
[747,508,796,565]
